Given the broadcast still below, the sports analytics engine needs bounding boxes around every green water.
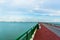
[0,22,37,40]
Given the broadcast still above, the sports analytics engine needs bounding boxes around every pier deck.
[33,23,60,40]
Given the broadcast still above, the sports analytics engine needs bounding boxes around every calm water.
[0,22,37,40]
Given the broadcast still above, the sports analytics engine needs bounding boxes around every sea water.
[0,22,37,40]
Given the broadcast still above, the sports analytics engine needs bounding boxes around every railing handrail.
[16,28,32,40]
[16,23,38,40]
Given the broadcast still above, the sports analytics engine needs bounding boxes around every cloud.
[52,19,60,22]
[4,0,46,9]
[0,0,60,22]
[0,16,26,22]
[0,0,6,4]
[33,7,60,16]
[41,0,60,10]
[0,14,60,22]
[8,0,35,8]
[0,15,39,22]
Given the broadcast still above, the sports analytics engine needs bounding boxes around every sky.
[0,0,60,22]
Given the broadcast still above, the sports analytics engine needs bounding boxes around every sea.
[0,22,38,40]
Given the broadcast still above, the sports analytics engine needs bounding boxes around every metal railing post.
[26,32,28,40]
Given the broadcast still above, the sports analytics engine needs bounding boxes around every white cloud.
[33,7,60,16]
[0,15,38,22]
[52,19,60,22]
[33,5,40,10]
[6,0,46,9]
[0,15,60,22]
[9,0,35,7]
[0,0,60,22]
[0,16,26,22]
[0,0,6,4]
[48,13,60,16]
[33,8,55,12]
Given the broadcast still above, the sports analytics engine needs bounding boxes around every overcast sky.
[0,0,60,22]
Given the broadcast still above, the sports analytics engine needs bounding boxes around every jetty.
[33,23,60,40]
[17,23,60,40]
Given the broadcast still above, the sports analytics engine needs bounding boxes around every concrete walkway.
[33,23,60,40]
